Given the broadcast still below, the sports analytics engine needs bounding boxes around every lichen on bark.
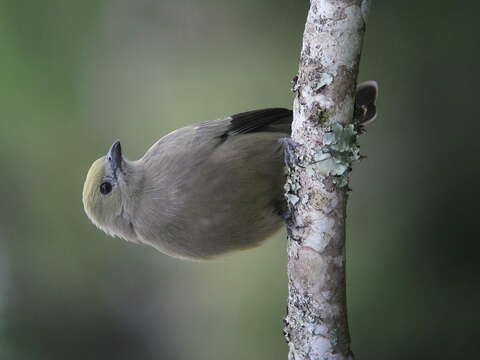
[284,1,370,359]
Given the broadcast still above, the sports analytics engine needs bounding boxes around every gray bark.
[283,1,370,359]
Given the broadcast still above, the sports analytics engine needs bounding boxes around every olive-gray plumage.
[83,108,292,259]
[82,81,378,260]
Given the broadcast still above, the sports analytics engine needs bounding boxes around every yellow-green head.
[82,141,127,238]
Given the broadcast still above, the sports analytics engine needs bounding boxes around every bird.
[82,81,377,260]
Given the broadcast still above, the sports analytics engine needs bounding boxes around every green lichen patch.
[309,123,361,187]
[324,123,357,152]
[287,193,300,206]
[308,154,348,177]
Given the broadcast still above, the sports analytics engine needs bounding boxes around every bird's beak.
[106,140,122,177]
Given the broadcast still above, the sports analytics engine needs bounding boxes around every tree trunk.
[283,1,371,359]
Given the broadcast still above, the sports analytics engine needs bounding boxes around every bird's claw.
[279,137,301,168]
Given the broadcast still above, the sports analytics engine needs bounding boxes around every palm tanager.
[82,81,377,260]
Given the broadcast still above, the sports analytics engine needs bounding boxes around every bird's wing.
[145,108,293,157]
[224,108,292,136]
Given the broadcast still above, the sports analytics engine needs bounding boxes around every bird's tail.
[354,80,378,125]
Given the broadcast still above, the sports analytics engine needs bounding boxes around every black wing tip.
[226,108,293,137]
[230,107,292,119]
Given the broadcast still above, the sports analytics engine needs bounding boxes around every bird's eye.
[100,181,113,195]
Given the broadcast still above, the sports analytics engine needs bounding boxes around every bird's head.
[82,141,135,239]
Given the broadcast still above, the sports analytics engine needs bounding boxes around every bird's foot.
[279,137,301,168]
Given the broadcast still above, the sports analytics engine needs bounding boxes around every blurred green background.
[1,0,479,359]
